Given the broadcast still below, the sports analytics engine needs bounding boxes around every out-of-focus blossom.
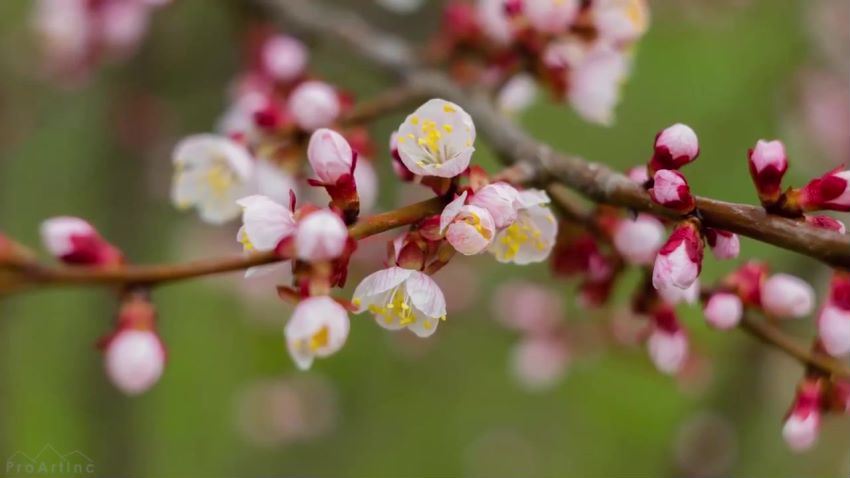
[649,169,695,213]
[389,132,415,182]
[524,0,580,35]
[648,306,688,374]
[288,81,341,131]
[171,134,255,224]
[105,329,165,395]
[469,182,521,228]
[352,266,447,338]
[496,73,538,116]
[261,35,308,82]
[489,189,557,264]
[703,292,743,330]
[396,99,476,178]
[294,210,349,262]
[40,216,122,265]
[796,70,850,165]
[613,213,666,265]
[236,195,296,253]
[782,380,823,452]
[510,335,570,391]
[440,192,497,255]
[747,139,788,204]
[704,228,740,260]
[798,167,850,212]
[648,123,699,174]
[760,273,815,319]
[652,221,703,291]
[492,281,564,333]
[476,0,513,44]
[353,159,379,213]
[567,44,631,126]
[818,272,850,357]
[627,165,649,184]
[592,0,650,45]
[284,296,350,370]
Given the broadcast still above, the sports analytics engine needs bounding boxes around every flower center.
[308,326,329,352]
[205,161,236,197]
[498,218,546,260]
[368,287,416,326]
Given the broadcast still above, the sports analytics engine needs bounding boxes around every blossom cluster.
[434,0,650,124]
[171,31,377,225]
[32,0,171,83]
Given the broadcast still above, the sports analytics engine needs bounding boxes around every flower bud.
[799,167,850,212]
[704,228,740,260]
[649,123,699,174]
[760,273,815,319]
[747,139,788,204]
[658,279,699,306]
[444,203,496,255]
[468,182,520,228]
[818,272,850,357]
[703,292,743,330]
[725,261,768,305]
[613,213,665,265]
[652,221,703,291]
[649,169,695,213]
[262,35,307,82]
[294,210,349,262]
[307,128,355,184]
[103,293,165,395]
[805,215,846,234]
[648,306,688,375]
[285,296,350,370]
[287,81,340,132]
[627,165,649,184]
[40,216,122,265]
[782,380,822,452]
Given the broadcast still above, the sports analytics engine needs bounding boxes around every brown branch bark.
[267,0,850,269]
[2,197,445,291]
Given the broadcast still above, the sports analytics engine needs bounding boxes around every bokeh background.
[1,0,849,476]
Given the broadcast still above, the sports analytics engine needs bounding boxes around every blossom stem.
[1,197,446,292]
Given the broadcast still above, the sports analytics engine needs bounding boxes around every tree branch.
[267,0,850,269]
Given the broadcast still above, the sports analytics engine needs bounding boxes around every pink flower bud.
[652,222,703,291]
[262,35,307,82]
[294,210,349,262]
[307,128,354,184]
[782,381,822,452]
[469,182,520,228]
[285,296,350,370]
[760,273,815,319]
[818,272,850,357]
[440,192,496,255]
[40,216,122,265]
[648,307,688,375]
[805,215,846,234]
[287,81,340,132]
[658,279,700,305]
[105,329,165,395]
[799,167,850,212]
[747,139,788,202]
[703,292,743,330]
[649,123,699,174]
[649,169,695,213]
[704,228,740,260]
[613,213,665,265]
[510,335,570,391]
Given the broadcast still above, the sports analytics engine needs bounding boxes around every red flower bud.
[649,170,695,213]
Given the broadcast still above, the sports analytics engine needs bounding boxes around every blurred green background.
[0,0,848,477]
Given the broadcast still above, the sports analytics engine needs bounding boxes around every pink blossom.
[307,128,355,184]
[262,35,307,82]
[649,123,699,173]
[104,329,165,395]
[818,273,850,357]
[760,273,815,319]
[704,228,740,260]
[782,381,822,452]
[703,293,743,330]
[647,307,688,375]
[40,216,122,265]
[496,73,537,115]
[469,182,520,228]
[652,222,703,291]
[440,192,496,255]
[613,213,665,265]
[649,169,695,213]
[627,165,649,184]
[523,0,580,35]
[294,210,349,262]
[287,81,340,131]
[747,139,788,202]
[510,335,570,391]
[492,281,564,334]
[658,279,700,306]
